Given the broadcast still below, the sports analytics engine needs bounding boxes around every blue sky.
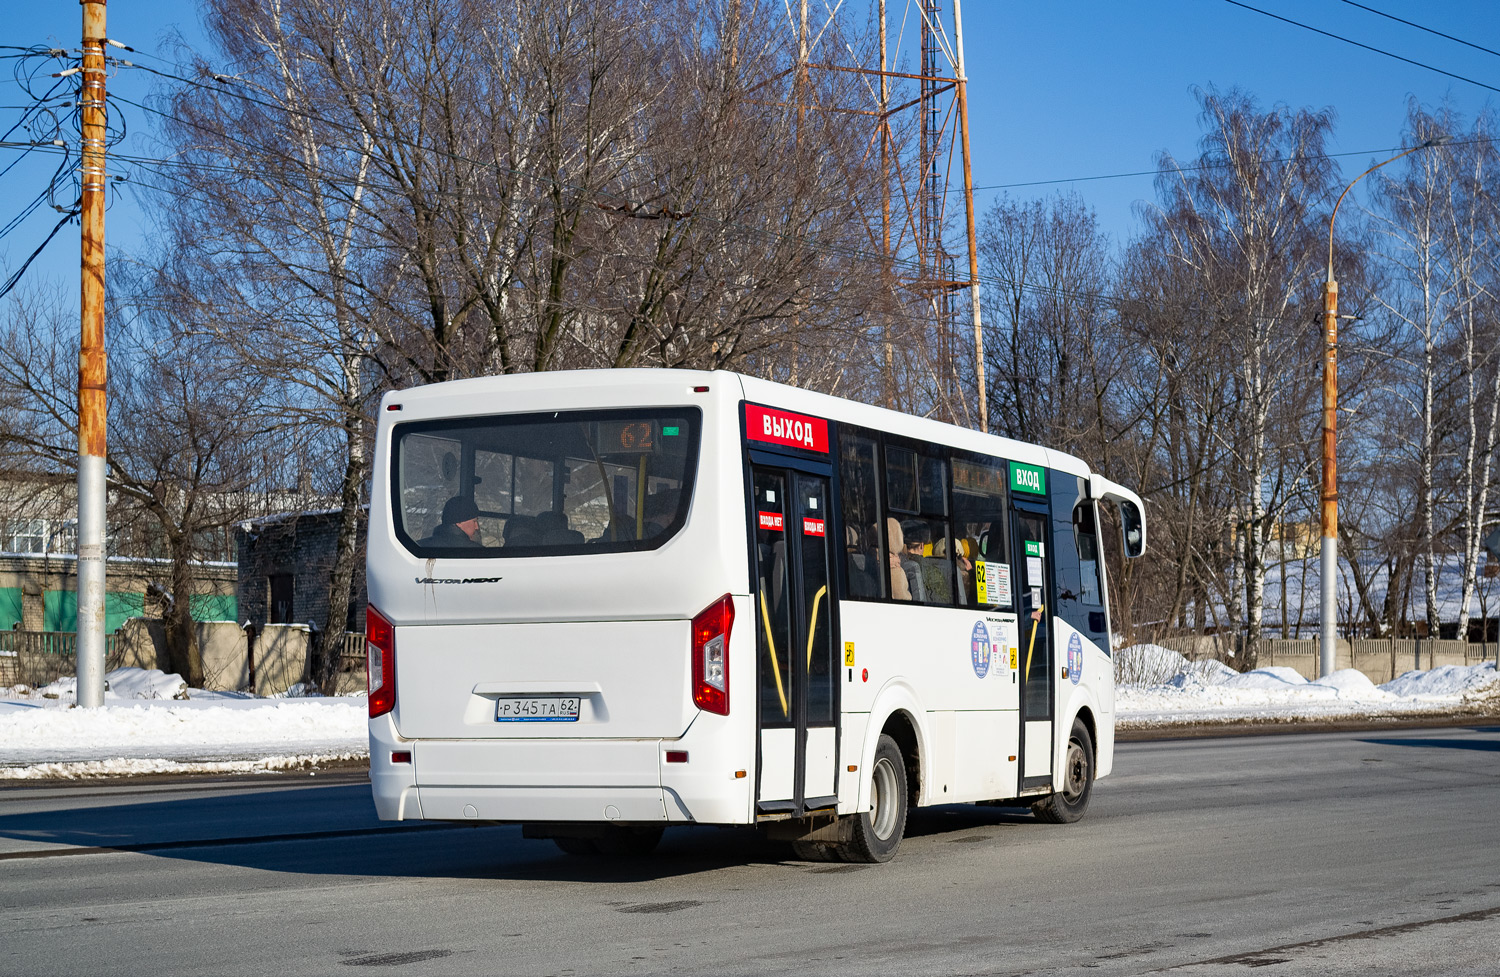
[4,0,1500,294]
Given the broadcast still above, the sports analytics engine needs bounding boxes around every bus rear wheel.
[1031,718,1094,824]
[839,733,908,863]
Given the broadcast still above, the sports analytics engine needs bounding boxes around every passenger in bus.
[503,514,541,547]
[534,510,585,545]
[899,519,930,602]
[885,517,912,601]
[845,525,880,598]
[912,522,948,600]
[643,489,681,537]
[422,496,482,547]
[953,537,978,605]
[923,536,955,605]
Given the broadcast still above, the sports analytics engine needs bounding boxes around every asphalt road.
[1,725,1497,976]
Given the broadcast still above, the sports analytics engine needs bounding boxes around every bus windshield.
[393,407,701,556]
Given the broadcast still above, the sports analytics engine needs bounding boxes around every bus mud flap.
[761,811,855,844]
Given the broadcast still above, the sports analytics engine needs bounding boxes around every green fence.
[0,629,124,688]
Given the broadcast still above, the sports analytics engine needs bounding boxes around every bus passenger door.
[751,466,839,815]
[1013,504,1054,789]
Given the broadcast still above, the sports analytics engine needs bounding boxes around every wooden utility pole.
[76,0,109,708]
[880,0,894,409]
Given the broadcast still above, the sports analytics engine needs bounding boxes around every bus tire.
[790,840,840,862]
[1031,718,1094,824]
[840,733,908,863]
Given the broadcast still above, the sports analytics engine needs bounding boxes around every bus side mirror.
[1089,474,1146,559]
[1118,500,1145,558]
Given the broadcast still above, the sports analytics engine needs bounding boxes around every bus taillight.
[691,595,734,715]
[367,605,396,718]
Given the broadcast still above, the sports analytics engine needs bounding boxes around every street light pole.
[1319,137,1443,679]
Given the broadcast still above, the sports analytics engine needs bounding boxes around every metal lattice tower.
[783,0,987,428]
[918,0,958,408]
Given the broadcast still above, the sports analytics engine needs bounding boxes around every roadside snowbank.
[1115,644,1500,728]
[0,668,367,778]
[3,656,1497,779]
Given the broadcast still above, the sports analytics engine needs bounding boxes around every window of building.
[268,574,295,624]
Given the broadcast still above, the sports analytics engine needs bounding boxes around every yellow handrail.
[1024,604,1045,680]
[759,590,790,718]
[806,585,827,667]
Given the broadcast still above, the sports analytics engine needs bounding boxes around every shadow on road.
[1360,734,1500,753]
[0,783,1053,882]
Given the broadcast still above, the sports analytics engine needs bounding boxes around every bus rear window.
[393,408,701,556]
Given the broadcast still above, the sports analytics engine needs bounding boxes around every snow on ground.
[1115,644,1500,728]
[0,668,367,779]
[2,656,1498,779]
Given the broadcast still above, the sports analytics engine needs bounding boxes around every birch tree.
[1146,89,1336,658]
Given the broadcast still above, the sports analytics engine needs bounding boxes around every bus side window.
[1075,502,1104,607]
[877,447,955,607]
[839,434,885,599]
[1048,472,1108,646]
[952,457,1010,609]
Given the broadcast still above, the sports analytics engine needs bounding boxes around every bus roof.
[382,367,1096,481]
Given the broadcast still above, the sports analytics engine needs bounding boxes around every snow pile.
[0,668,367,778]
[31,667,191,701]
[1381,664,1500,699]
[1116,646,1499,727]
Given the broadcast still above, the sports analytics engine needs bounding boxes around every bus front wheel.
[841,733,908,863]
[1031,718,1094,824]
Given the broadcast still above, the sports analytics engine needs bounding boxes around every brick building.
[236,508,368,632]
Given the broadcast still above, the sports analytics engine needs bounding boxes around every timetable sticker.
[977,562,1012,606]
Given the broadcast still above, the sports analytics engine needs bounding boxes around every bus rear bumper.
[368,726,753,825]
[400,737,670,824]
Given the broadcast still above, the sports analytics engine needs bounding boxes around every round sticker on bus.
[971,621,991,678]
[1067,632,1083,685]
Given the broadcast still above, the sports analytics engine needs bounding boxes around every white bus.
[366,369,1145,862]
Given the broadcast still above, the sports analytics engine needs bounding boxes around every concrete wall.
[113,619,365,696]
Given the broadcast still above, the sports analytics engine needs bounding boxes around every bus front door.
[1013,504,1054,789]
[751,466,839,815]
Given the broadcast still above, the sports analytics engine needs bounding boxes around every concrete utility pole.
[951,0,986,434]
[76,0,109,708]
[1319,136,1443,679]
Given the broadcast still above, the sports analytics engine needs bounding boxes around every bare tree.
[1145,88,1336,659]
[0,281,274,684]
[1368,104,1500,639]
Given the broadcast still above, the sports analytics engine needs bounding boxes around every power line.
[0,39,1434,326]
[1221,0,1500,96]
[970,140,1497,192]
[1335,0,1500,62]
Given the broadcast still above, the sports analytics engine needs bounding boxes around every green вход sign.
[1009,461,1046,495]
